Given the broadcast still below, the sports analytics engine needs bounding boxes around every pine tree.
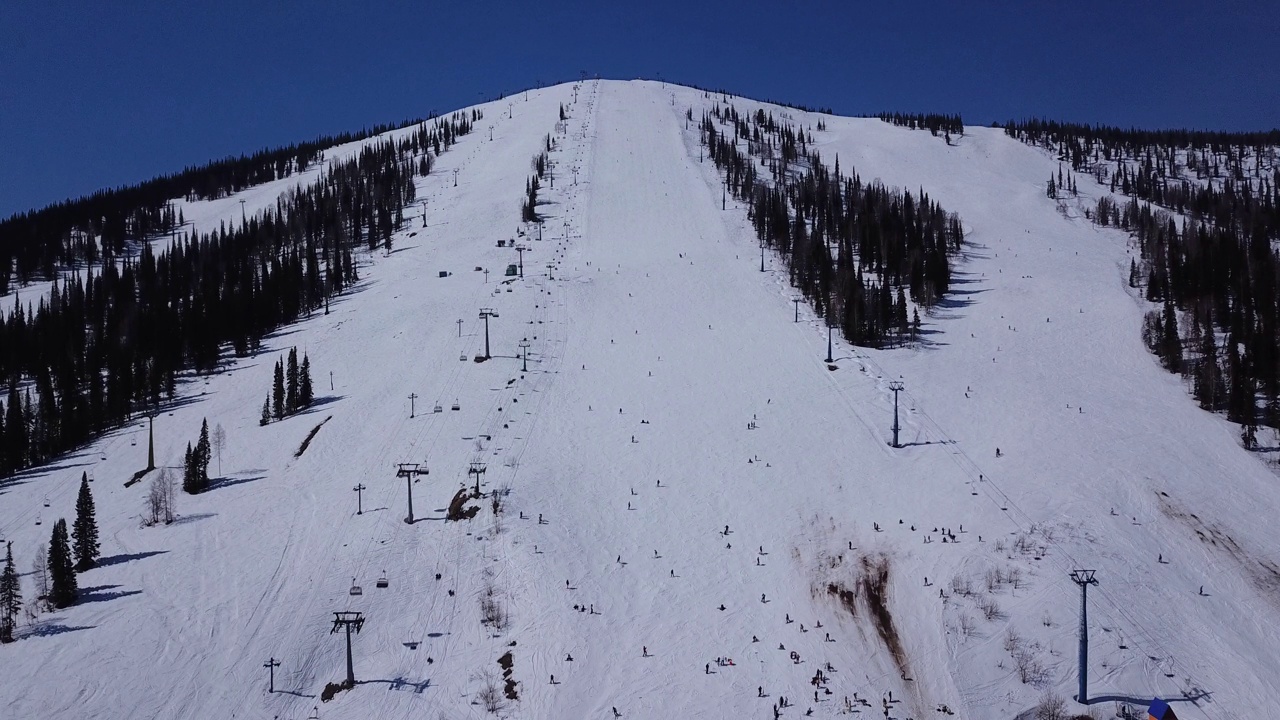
[286,348,299,413]
[299,354,313,408]
[182,442,198,494]
[72,472,100,571]
[48,519,77,608]
[0,542,20,642]
[272,359,285,420]
[196,419,211,490]
[260,396,271,426]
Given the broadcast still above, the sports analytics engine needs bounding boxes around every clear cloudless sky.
[1,0,1275,217]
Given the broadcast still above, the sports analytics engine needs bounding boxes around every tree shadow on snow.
[169,512,217,525]
[95,550,168,568]
[78,584,143,604]
[24,622,95,638]
[286,395,345,418]
[206,474,265,491]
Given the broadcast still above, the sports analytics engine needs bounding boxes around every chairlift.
[433,404,443,414]
[349,577,363,596]
[42,496,50,508]
[451,400,461,411]
[459,354,468,362]
[376,572,389,589]
[35,515,42,526]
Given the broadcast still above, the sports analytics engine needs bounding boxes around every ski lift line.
[904,397,1211,709]
[843,336,1215,713]
[379,92,589,668]
[716,136,1218,714]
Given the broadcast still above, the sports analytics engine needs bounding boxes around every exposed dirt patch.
[497,650,518,700]
[826,581,858,617]
[1158,491,1280,603]
[824,554,911,681]
[859,555,910,680]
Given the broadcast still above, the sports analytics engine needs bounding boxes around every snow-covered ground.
[1,80,1277,720]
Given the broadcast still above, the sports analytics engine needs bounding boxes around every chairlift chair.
[451,400,461,411]
[35,515,42,526]
[349,577,363,596]
[433,404,443,414]
[460,354,468,362]
[376,572,389,589]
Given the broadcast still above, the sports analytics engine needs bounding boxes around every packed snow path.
[0,80,1277,720]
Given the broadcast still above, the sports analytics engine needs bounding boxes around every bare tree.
[31,543,49,612]
[212,424,227,477]
[146,468,176,526]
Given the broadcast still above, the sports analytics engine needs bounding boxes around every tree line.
[0,110,478,480]
[1007,119,1280,442]
[0,117,445,296]
[1,472,99,641]
[701,102,964,348]
[878,112,964,138]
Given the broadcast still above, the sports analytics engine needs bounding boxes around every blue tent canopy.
[1148,698,1177,720]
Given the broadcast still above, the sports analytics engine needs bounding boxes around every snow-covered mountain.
[1,79,1276,720]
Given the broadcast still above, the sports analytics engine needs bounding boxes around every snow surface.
[2,80,1278,719]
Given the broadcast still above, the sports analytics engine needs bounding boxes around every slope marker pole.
[263,657,280,693]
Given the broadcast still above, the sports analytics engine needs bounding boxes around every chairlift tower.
[515,246,527,278]
[1070,570,1099,704]
[353,483,366,515]
[408,393,418,419]
[793,298,802,323]
[330,611,365,687]
[468,462,487,497]
[519,340,531,372]
[888,381,904,448]
[146,412,156,472]
[479,308,498,360]
[396,463,428,524]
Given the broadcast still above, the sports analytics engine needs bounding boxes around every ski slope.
[1,79,1278,720]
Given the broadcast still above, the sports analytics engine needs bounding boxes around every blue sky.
[2,0,1275,218]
